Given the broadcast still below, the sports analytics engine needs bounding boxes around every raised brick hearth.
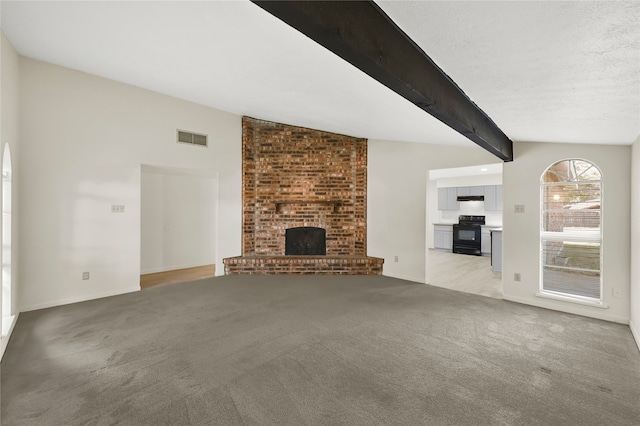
[223,117,383,275]
[224,255,383,275]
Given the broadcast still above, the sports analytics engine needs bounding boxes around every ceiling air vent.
[177,130,208,147]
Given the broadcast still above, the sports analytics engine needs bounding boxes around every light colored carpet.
[2,275,639,425]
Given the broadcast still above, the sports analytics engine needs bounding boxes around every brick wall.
[242,117,367,256]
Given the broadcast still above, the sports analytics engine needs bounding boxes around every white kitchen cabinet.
[484,185,503,211]
[437,188,458,211]
[437,188,447,210]
[481,228,491,255]
[456,186,484,197]
[434,231,444,249]
[434,225,453,250]
[446,188,458,210]
[484,186,496,210]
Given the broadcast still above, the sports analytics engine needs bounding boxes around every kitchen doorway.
[426,163,503,298]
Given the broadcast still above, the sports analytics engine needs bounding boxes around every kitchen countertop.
[489,228,503,232]
[433,223,503,228]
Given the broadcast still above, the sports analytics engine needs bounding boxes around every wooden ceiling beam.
[251,0,513,161]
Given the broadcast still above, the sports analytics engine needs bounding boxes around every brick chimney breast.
[224,117,382,275]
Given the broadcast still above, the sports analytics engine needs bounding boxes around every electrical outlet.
[82,271,90,280]
[394,256,399,262]
[514,204,525,213]
[111,205,125,213]
[613,287,621,298]
[514,272,521,282]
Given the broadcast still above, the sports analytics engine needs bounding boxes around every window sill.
[536,291,608,309]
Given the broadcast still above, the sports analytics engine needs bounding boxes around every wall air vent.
[177,130,208,147]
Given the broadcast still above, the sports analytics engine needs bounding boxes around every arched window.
[540,159,602,303]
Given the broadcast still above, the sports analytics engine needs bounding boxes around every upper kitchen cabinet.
[437,187,458,211]
[456,186,484,197]
[484,185,503,211]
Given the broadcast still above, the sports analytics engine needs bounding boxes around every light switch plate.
[514,204,525,213]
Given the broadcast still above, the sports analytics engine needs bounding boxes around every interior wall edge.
[1,29,21,353]
[19,286,140,313]
[630,320,640,353]
[625,119,638,338]
[382,272,426,284]
[0,313,19,360]
[141,262,214,275]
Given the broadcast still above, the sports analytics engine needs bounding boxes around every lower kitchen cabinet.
[434,225,453,250]
[491,229,502,272]
[481,228,491,255]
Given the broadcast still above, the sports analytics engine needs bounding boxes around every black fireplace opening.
[285,227,326,255]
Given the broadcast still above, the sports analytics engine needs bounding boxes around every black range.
[453,215,485,256]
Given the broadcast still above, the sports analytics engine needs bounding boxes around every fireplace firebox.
[285,227,326,255]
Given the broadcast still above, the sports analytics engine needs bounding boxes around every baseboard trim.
[20,286,140,312]
[1,313,19,360]
[503,294,629,324]
[141,263,215,275]
[383,272,426,284]
[630,320,640,353]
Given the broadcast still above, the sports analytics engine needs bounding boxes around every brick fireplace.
[223,117,383,275]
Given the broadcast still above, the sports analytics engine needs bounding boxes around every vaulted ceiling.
[2,1,639,149]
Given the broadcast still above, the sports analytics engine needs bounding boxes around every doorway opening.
[140,164,218,289]
[426,162,503,299]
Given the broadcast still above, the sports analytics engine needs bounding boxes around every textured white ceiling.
[1,1,639,148]
[380,1,640,145]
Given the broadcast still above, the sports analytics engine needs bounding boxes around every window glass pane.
[542,183,600,232]
[573,160,601,181]
[540,159,602,302]
[542,241,600,299]
[543,160,571,183]
[541,240,600,272]
[542,267,601,299]
[542,159,601,183]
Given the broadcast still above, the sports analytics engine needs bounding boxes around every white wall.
[630,134,640,351]
[367,139,498,283]
[141,165,218,274]
[18,57,241,311]
[503,142,631,323]
[1,30,21,356]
